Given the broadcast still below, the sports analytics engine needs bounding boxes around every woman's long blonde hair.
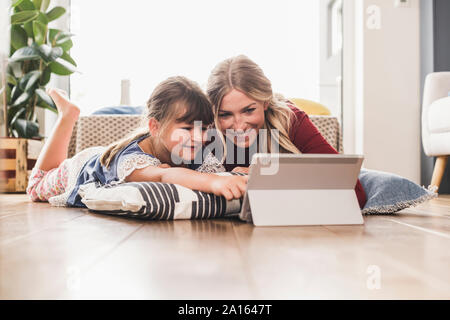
[100,76,214,168]
[206,55,300,155]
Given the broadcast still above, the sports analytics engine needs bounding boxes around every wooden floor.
[0,194,449,300]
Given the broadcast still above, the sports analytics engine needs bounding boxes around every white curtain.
[0,0,10,136]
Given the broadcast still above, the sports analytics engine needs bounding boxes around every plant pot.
[0,137,44,193]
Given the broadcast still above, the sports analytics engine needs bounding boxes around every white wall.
[344,0,421,183]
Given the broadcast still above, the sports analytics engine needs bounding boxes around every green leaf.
[36,12,49,25]
[49,58,77,75]
[10,25,28,50]
[8,104,23,124]
[55,33,74,45]
[36,103,57,113]
[23,21,34,38]
[11,91,31,107]
[49,31,74,52]
[35,44,63,63]
[40,0,50,12]
[46,6,65,22]
[11,86,23,102]
[8,62,23,78]
[9,107,27,127]
[18,70,38,90]
[58,38,73,52]
[9,45,40,62]
[39,66,51,85]
[48,28,59,43]
[6,85,12,105]
[12,0,26,8]
[35,88,56,109]
[13,118,40,139]
[25,72,41,92]
[18,70,41,92]
[0,85,12,107]
[60,51,77,66]
[7,73,18,86]
[32,0,42,11]
[17,0,36,11]
[11,10,39,24]
[32,20,46,45]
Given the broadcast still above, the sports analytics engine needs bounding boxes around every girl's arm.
[232,167,250,174]
[125,165,248,200]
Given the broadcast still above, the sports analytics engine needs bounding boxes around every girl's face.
[162,120,209,162]
[218,89,267,148]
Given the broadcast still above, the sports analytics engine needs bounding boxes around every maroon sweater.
[222,104,367,209]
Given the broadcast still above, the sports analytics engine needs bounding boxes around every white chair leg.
[430,156,448,192]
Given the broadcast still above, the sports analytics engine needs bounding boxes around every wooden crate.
[0,138,43,193]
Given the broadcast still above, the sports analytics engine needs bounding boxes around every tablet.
[239,153,364,226]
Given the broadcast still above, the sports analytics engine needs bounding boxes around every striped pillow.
[78,173,244,220]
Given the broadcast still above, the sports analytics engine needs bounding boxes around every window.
[70,0,324,115]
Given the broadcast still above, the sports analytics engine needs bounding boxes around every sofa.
[422,72,450,191]
[67,114,344,158]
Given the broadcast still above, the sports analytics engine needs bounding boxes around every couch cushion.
[68,115,344,157]
[428,97,450,133]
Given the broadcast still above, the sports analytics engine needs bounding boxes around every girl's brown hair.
[100,76,214,168]
[206,55,300,155]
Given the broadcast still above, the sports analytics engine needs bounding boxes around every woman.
[206,55,367,208]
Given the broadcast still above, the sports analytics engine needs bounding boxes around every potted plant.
[0,0,77,192]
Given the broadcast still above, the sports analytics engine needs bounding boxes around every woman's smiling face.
[218,89,267,148]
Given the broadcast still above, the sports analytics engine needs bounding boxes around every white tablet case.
[239,154,364,226]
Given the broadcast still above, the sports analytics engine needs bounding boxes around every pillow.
[289,98,331,116]
[359,168,438,214]
[91,106,144,115]
[78,173,242,220]
[79,168,438,220]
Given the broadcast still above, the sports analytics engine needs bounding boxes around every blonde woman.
[206,55,366,208]
[27,76,247,207]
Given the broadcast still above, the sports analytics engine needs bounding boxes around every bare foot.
[47,88,80,121]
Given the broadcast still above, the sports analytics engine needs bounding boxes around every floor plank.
[58,219,256,299]
[1,194,450,299]
[0,197,143,299]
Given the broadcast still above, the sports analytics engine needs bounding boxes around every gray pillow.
[359,168,438,214]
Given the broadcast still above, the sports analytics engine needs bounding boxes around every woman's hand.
[231,166,250,174]
[210,175,248,200]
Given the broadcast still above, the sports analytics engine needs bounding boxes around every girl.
[27,76,248,207]
[206,55,367,208]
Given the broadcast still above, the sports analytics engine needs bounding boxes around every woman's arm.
[125,165,248,200]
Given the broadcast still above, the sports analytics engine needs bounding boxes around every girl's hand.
[210,175,248,200]
[231,166,250,174]
[158,163,171,169]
